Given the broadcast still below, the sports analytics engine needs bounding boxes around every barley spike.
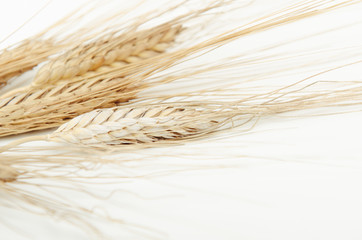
[33,24,183,86]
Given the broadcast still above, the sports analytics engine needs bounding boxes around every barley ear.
[32,24,183,87]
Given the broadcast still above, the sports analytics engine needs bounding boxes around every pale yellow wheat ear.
[0,102,255,153]
[0,23,182,98]
[32,24,183,87]
[0,0,162,95]
[0,0,360,138]
[0,1,114,92]
[36,82,362,150]
[3,0,240,95]
[1,78,362,238]
[2,75,362,153]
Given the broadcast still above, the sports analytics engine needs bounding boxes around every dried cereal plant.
[0,23,183,99]
[2,68,362,153]
[1,0,362,239]
[0,0,230,97]
[0,0,130,92]
[1,74,362,239]
[32,24,183,87]
[0,0,177,95]
[0,0,358,137]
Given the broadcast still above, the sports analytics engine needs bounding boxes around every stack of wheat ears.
[1,0,362,238]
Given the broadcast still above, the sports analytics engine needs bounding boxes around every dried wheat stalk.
[0,22,189,137]
[48,104,230,146]
[0,0,358,137]
[0,103,242,155]
[0,0,359,160]
[42,82,362,148]
[33,24,183,86]
[0,0,355,138]
[3,77,362,152]
[0,0,173,96]
[1,1,362,239]
[4,0,348,95]
[0,23,183,99]
[0,1,120,92]
[0,76,139,137]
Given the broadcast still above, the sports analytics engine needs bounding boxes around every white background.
[1,1,362,239]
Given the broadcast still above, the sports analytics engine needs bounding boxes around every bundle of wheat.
[0,0,357,137]
[1,0,362,239]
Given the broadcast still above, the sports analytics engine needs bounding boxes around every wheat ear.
[0,82,357,151]
[2,77,362,152]
[0,23,182,99]
[48,104,233,146]
[0,75,140,137]
[0,2,116,92]
[32,24,183,87]
[0,103,235,152]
